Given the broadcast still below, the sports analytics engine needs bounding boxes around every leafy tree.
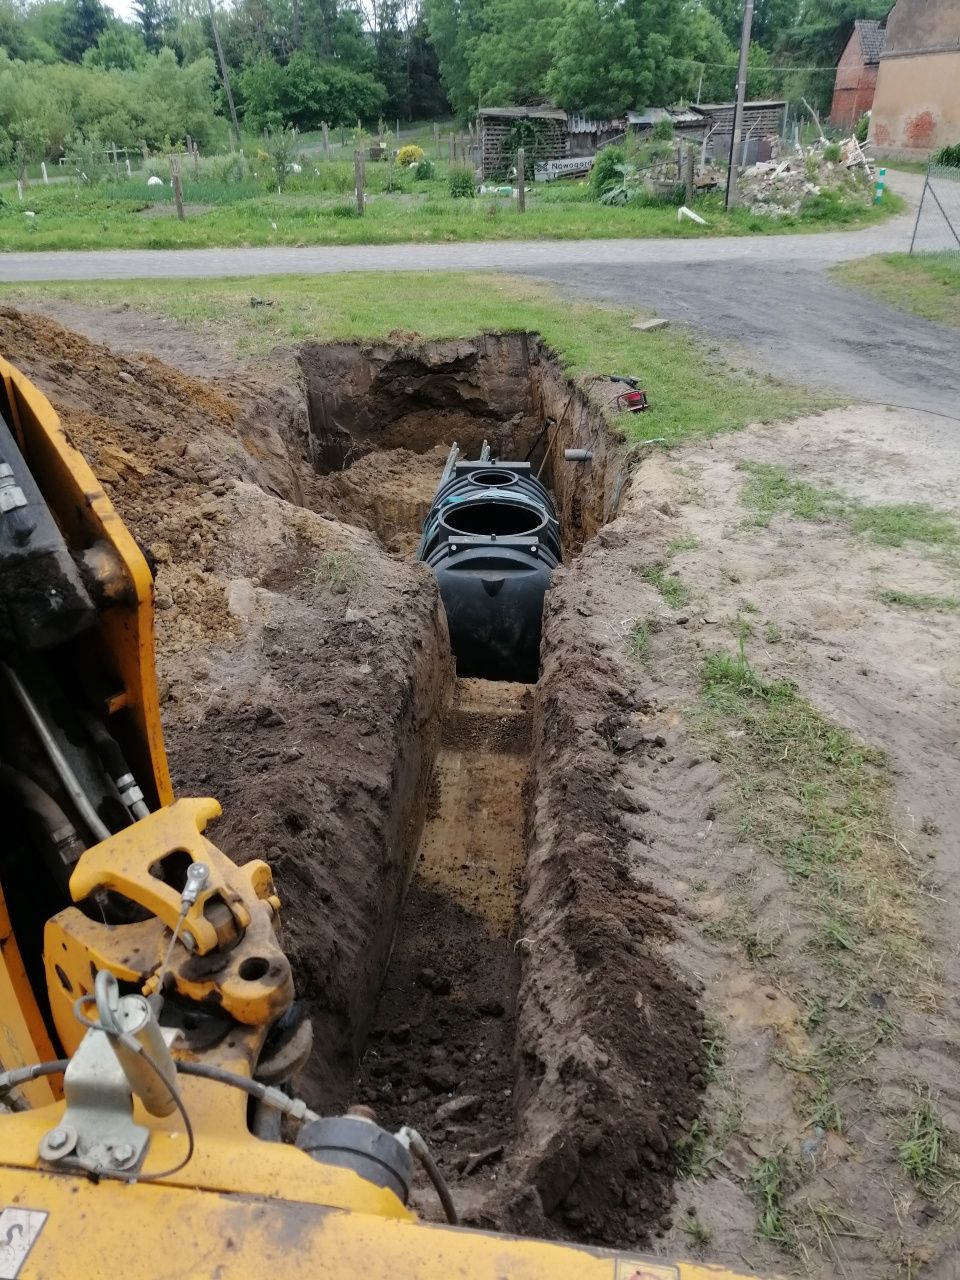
[84,20,148,69]
[546,0,645,117]
[466,0,554,106]
[132,0,169,53]
[422,0,484,118]
[59,0,108,61]
[239,51,385,128]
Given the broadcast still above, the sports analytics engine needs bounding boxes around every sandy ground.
[3,298,960,1276]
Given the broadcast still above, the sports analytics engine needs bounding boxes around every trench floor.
[357,678,533,1216]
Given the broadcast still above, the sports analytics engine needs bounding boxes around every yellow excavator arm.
[0,354,755,1280]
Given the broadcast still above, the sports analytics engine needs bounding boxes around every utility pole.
[206,0,241,151]
[724,0,754,210]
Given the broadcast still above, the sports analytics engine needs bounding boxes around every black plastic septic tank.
[418,458,562,682]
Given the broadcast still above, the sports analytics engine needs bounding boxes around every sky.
[107,0,139,20]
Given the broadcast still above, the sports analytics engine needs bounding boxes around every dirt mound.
[1,307,452,1105]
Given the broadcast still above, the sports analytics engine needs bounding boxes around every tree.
[466,0,555,106]
[422,0,484,119]
[84,20,148,69]
[132,0,169,53]
[546,0,646,118]
[59,0,108,61]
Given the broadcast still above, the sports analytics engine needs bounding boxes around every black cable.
[862,400,960,426]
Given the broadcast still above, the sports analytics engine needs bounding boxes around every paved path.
[0,175,926,283]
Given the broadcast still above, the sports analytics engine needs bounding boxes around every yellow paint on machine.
[0,1165,755,1280]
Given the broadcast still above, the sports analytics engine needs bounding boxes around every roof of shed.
[855,18,886,63]
[478,106,567,120]
[691,100,787,114]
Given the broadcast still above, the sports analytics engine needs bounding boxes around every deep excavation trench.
[295,334,704,1245]
[0,313,704,1252]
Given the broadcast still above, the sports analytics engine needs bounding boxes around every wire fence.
[909,163,960,255]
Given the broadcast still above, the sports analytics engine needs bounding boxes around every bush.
[797,189,858,223]
[448,165,475,198]
[822,142,841,163]
[651,119,675,142]
[933,143,960,167]
[590,144,625,194]
[397,144,424,167]
[414,157,434,180]
[854,113,869,143]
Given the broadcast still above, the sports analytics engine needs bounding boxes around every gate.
[909,162,960,255]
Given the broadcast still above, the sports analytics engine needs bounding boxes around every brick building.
[829,19,885,128]
[869,0,960,156]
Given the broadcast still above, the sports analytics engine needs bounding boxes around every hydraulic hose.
[0,764,85,859]
[397,1126,459,1225]
[2,664,111,844]
[176,1061,320,1125]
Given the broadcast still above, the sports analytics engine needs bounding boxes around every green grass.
[878,588,960,611]
[0,274,814,449]
[833,253,960,328]
[739,460,840,527]
[623,618,651,660]
[640,561,691,608]
[898,1087,957,1199]
[681,1213,713,1250]
[697,637,932,998]
[0,170,903,251]
[738,461,959,549]
[749,1152,796,1247]
[850,503,959,547]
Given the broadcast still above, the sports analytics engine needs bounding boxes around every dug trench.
[1,311,704,1250]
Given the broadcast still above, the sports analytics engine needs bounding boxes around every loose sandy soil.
[3,300,959,1277]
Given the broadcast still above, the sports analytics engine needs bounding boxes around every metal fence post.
[517,147,525,212]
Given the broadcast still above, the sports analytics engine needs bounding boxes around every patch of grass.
[640,561,691,608]
[833,253,960,328]
[879,588,960,611]
[623,618,650,661]
[898,1087,958,1199]
[737,459,959,551]
[682,1212,713,1250]
[749,1152,796,1247]
[851,504,958,548]
[303,549,361,593]
[667,534,700,554]
[0,275,816,450]
[764,620,783,644]
[697,636,933,1002]
[0,171,902,252]
[738,460,839,528]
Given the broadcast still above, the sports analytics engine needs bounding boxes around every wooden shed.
[479,106,568,180]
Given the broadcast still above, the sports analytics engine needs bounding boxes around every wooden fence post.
[517,147,525,212]
[322,121,329,157]
[193,142,200,180]
[170,155,185,220]
[684,143,694,206]
[434,121,440,158]
[354,147,365,215]
[111,142,120,180]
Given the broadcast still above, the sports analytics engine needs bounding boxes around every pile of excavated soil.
[0,308,452,1106]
